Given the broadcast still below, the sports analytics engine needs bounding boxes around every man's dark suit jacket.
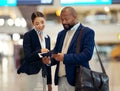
[51,24,95,86]
[18,29,52,84]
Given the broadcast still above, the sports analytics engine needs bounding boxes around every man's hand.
[52,53,64,61]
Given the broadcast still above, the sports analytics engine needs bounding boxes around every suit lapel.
[33,29,50,49]
[45,37,50,49]
[32,29,42,49]
[60,30,68,52]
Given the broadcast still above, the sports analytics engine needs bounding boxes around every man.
[43,6,95,91]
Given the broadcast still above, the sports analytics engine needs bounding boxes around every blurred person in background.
[18,11,52,91]
[43,6,95,91]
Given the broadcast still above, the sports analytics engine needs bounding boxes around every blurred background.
[0,0,120,91]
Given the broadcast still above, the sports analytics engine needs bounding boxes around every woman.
[23,11,52,91]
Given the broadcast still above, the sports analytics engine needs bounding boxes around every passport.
[38,50,57,58]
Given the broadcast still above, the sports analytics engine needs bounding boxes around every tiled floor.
[0,57,120,91]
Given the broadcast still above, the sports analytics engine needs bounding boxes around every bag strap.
[94,45,106,74]
[76,26,107,74]
[76,27,84,54]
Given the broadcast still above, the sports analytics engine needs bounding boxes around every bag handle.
[76,26,107,74]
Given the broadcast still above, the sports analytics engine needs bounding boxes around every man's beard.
[63,24,74,30]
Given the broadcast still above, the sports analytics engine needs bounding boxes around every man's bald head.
[60,7,77,17]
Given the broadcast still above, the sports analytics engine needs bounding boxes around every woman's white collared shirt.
[35,29,48,49]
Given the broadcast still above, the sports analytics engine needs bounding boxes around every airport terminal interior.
[0,0,120,91]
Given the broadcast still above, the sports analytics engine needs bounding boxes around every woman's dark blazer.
[18,29,52,84]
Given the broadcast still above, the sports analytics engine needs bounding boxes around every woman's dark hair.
[31,11,45,23]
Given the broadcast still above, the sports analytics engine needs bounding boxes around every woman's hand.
[41,48,49,53]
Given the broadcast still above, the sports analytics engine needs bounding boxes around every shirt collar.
[71,22,80,31]
[34,28,48,38]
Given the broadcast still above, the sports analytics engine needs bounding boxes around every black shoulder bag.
[75,27,109,91]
